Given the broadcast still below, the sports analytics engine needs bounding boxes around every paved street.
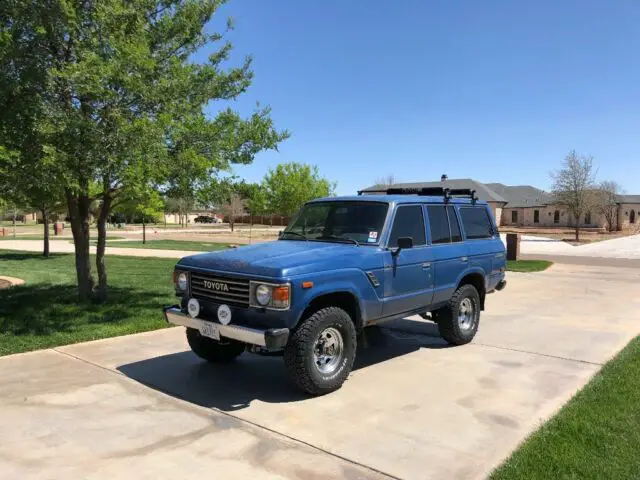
[1,263,639,479]
[2,233,640,261]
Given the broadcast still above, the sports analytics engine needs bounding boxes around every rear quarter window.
[459,207,494,240]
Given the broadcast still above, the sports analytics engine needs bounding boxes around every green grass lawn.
[506,260,553,272]
[492,336,640,479]
[96,239,231,251]
[0,252,177,356]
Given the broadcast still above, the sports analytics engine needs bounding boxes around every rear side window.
[427,206,450,244]
[460,207,494,239]
[389,205,426,247]
[447,206,462,242]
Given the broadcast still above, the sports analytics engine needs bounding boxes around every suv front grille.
[190,272,250,307]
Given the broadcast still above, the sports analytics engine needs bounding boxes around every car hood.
[177,240,382,278]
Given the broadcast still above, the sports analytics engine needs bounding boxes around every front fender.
[289,268,382,327]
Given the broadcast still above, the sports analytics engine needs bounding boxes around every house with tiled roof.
[360,179,640,230]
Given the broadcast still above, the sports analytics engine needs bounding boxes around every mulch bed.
[0,279,11,289]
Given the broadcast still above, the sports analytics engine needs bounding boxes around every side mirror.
[397,237,414,249]
[390,237,413,256]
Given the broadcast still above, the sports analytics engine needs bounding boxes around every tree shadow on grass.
[118,318,452,410]
[0,252,70,262]
[0,284,164,336]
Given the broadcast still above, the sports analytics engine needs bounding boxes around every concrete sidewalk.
[1,264,639,479]
[0,239,195,259]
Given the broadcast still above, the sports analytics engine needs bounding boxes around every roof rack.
[357,187,478,203]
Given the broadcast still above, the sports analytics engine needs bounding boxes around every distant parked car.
[194,215,214,224]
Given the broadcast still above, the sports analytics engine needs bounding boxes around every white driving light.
[177,272,188,291]
[187,298,200,318]
[255,284,272,306]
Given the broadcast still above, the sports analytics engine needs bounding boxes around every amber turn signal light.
[272,286,290,302]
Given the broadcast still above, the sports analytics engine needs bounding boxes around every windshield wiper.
[280,231,308,241]
[317,235,359,246]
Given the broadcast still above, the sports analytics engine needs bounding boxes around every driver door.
[382,204,434,317]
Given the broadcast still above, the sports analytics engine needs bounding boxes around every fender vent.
[366,271,380,287]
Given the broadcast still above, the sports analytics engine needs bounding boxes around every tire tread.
[284,307,356,395]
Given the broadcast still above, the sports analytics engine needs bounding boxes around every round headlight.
[177,272,188,291]
[255,284,272,306]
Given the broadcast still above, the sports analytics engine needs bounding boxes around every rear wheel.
[186,327,245,363]
[436,284,481,345]
[284,307,357,395]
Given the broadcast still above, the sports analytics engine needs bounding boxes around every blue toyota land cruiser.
[165,187,506,395]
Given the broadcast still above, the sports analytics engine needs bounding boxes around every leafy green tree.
[232,181,268,217]
[0,148,65,256]
[0,1,287,300]
[263,163,336,216]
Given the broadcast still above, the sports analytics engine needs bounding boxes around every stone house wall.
[501,205,608,228]
[618,204,640,230]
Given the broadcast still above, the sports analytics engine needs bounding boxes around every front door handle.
[460,256,468,262]
[422,262,431,269]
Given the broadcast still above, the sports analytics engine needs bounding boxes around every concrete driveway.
[513,233,640,259]
[1,264,639,479]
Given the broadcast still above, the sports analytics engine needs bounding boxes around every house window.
[554,210,560,224]
[585,212,591,225]
[511,211,518,223]
[534,210,540,223]
[631,210,636,224]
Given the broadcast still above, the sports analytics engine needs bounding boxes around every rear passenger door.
[382,205,434,317]
[459,206,500,283]
[426,205,469,305]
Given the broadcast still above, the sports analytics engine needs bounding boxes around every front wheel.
[436,284,481,345]
[186,327,245,363]
[284,307,357,395]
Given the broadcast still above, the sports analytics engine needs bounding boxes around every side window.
[447,206,462,242]
[427,205,450,244]
[388,205,426,247]
[460,207,494,240]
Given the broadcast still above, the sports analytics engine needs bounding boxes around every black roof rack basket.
[357,187,478,202]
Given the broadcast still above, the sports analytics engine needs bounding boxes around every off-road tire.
[284,307,357,396]
[436,284,481,345]
[186,327,245,363]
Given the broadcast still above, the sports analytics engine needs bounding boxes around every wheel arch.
[456,270,486,310]
[297,290,363,331]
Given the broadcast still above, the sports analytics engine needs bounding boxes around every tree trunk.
[230,217,234,232]
[41,208,50,258]
[575,215,580,242]
[143,217,146,244]
[12,209,16,238]
[67,192,94,301]
[96,193,112,301]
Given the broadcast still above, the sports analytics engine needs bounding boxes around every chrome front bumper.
[164,307,289,350]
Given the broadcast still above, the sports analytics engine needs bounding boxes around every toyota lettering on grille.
[203,280,229,292]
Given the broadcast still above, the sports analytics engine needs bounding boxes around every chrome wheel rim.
[458,298,475,330]
[313,327,344,374]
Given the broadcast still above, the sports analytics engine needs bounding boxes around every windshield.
[282,201,389,245]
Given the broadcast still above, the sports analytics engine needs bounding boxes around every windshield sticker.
[368,231,378,243]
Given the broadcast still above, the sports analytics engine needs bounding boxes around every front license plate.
[200,321,220,340]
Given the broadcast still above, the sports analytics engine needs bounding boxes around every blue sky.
[200,0,640,195]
